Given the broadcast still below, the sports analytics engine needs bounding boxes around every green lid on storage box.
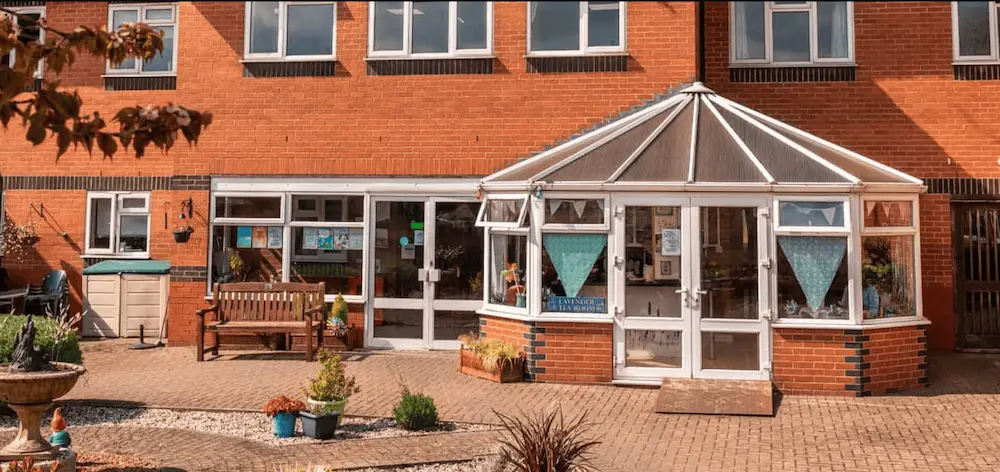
[82,260,170,275]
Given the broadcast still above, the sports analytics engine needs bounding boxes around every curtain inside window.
[818,1,849,59]
[777,236,847,311]
[733,2,765,61]
[543,234,606,298]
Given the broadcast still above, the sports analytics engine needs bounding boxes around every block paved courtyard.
[5,341,1000,471]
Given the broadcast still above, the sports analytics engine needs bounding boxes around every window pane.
[701,207,758,320]
[489,234,528,308]
[530,1,579,51]
[958,1,991,57]
[250,1,279,54]
[292,196,364,222]
[864,201,913,227]
[89,198,113,250]
[119,214,148,253]
[732,1,765,60]
[545,199,604,225]
[120,197,146,210]
[373,309,423,339]
[778,201,845,227]
[3,12,43,71]
[412,1,449,53]
[817,1,849,59]
[457,1,488,50]
[701,332,759,371]
[210,226,284,284]
[112,10,139,69]
[145,8,172,21]
[434,311,480,341]
[862,236,917,320]
[214,196,282,219]
[772,11,810,62]
[587,1,619,48]
[143,25,174,72]
[626,330,681,368]
[625,207,682,317]
[286,3,335,56]
[374,1,405,52]
[542,233,608,313]
[435,202,484,300]
[290,227,364,296]
[777,236,849,320]
[483,199,525,223]
[375,201,424,298]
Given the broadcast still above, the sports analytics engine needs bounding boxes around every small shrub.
[0,315,82,365]
[393,388,438,431]
[263,395,306,417]
[303,349,359,402]
[459,335,522,374]
[494,408,600,472]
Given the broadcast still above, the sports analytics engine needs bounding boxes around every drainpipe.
[697,1,706,84]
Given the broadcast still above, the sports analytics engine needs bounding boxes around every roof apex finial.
[680,82,715,94]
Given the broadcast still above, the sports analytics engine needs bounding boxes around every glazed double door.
[368,197,484,349]
[613,196,771,381]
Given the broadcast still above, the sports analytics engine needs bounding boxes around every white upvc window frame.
[106,3,179,76]
[729,1,855,67]
[85,192,151,258]
[367,1,494,59]
[212,193,286,226]
[243,1,338,62]
[952,1,1000,63]
[858,194,922,325]
[483,227,531,317]
[772,195,856,325]
[288,194,365,265]
[3,5,45,79]
[475,194,530,229]
[525,1,627,57]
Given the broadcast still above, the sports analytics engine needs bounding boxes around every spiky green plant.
[494,408,600,472]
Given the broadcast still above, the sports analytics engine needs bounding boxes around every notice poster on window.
[348,228,364,250]
[414,230,424,246]
[660,228,681,256]
[252,227,268,248]
[267,227,282,249]
[332,228,350,250]
[236,226,252,248]
[302,228,319,250]
[375,228,389,249]
[401,244,416,260]
[317,228,333,250]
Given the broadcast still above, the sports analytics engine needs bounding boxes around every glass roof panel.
[545,106,674,182]
[617,101,694,182]
[694,101,766,183]
[714,105,848,183]
[492,127,609,182]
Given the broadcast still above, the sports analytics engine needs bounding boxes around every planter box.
[458,346,525,383]
[299,411,340,440]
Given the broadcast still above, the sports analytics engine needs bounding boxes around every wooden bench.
[196,282,326,362]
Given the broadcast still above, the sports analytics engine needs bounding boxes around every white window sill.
[240,57,338,63]
[773,317,931,330]
[477,306,613,324]
[364,55,495,61]
[952,60,1000,66]
[102,73,177,78]
[728,62,855,69]
[525,51,628,59]
[82,253,151,260]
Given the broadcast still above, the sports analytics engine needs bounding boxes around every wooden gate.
[955,203,1000,350]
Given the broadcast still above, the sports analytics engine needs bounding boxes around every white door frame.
[429,196,484,350]
[612,194,772,382]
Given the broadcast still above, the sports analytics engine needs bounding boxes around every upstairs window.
[86,193,151,257]
[245,1,337,61]
[107,4,178,75]
[730,1,853,66]
[368,1,492,58]
[1,6,45,79]
[953,1,1000,62]
[527,1,625,56]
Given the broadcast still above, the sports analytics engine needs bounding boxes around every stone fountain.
[0,316,85,470]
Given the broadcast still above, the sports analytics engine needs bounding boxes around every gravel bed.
[0,406,494,446]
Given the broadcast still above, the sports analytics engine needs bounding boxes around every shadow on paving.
[897,352,1000,397]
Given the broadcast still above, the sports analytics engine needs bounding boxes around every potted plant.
[173,225,193,243]
[263,394,306,438]
[501,262,526,308]
[457,334,525,383]
[302,348,359,429]
[299,402,341,440]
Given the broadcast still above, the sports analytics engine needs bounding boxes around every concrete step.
[654,378,774,416]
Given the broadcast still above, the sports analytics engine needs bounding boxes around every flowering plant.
[501,262,525,295]
[2,219,39,263]
[263,395,306,417]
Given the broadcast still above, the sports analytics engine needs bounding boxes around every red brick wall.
[534,322,612,383]
[919,195,955,351]
[480,315,530,351]
[772,325,928,396]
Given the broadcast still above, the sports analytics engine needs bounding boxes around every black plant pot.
[173,228,193,243]
[299,411,340,440]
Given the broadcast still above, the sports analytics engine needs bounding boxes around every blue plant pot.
[273,412,297,438]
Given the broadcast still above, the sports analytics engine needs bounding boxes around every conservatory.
[475,83,930,395]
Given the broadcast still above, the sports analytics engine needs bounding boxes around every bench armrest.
[196,304,219,319]
[304,304,325,316]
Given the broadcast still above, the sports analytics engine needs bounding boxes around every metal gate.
[955,203,1000,349]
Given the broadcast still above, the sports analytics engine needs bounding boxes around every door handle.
[692,289,708,307]
[675,288,689,307]
[429,269,441,283]
[418,268,428,282]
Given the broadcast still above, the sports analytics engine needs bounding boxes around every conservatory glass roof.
[484,83,922,189]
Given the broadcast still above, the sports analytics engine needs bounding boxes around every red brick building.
[0,1,989,397]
